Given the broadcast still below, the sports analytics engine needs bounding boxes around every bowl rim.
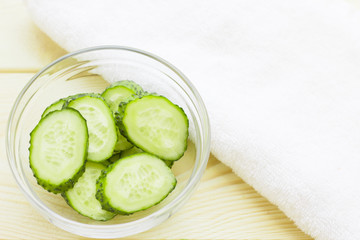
[6,45,211,236]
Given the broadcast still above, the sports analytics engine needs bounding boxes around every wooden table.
[0,1,317,239]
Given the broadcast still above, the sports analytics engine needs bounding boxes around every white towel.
[25,0,360,239]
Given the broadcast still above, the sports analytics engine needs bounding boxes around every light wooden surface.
[0,1,315,239]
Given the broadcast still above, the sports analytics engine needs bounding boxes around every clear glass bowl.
[6,46,210,238]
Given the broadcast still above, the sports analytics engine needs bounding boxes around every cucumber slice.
[101,153,121,167]
[101,80,144,113]
[114,128,133,152]
[96,153,176,214]
[102,86,134,113]
[41,99,66,118]
[102,81,144,152]
[63,93,99,108]
[121,147,174,168]
[62,162,116,221]
[121,95,189,161]
[41,93,93,118]
[117,92,152,122]
[29,109,88,193]
[68,95,117,162]
[120,146,143,158]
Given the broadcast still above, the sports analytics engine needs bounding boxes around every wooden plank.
[0,73,312,239]
[0,0,66,72]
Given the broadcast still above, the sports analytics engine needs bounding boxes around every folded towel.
[26,0,360,239]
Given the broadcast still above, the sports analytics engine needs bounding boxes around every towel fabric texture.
[26,0,360,239]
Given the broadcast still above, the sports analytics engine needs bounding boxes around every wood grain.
[0,0,313,239]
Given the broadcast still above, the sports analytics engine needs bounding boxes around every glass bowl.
[6,46,210,238]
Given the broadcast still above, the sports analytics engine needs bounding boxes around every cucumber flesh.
[102,86,135,113]
[120,146,143,158]
[41,99,66,118]
[101,83,140,154]
[62,162,116,221]
[68,95,117,162]
[121,95,189,161]
[96,153,176,214]
[29,109,88,193]
[102,80,144,114]
[116,92,152,122]
[121,146,174,168]
[114,128,133,152]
